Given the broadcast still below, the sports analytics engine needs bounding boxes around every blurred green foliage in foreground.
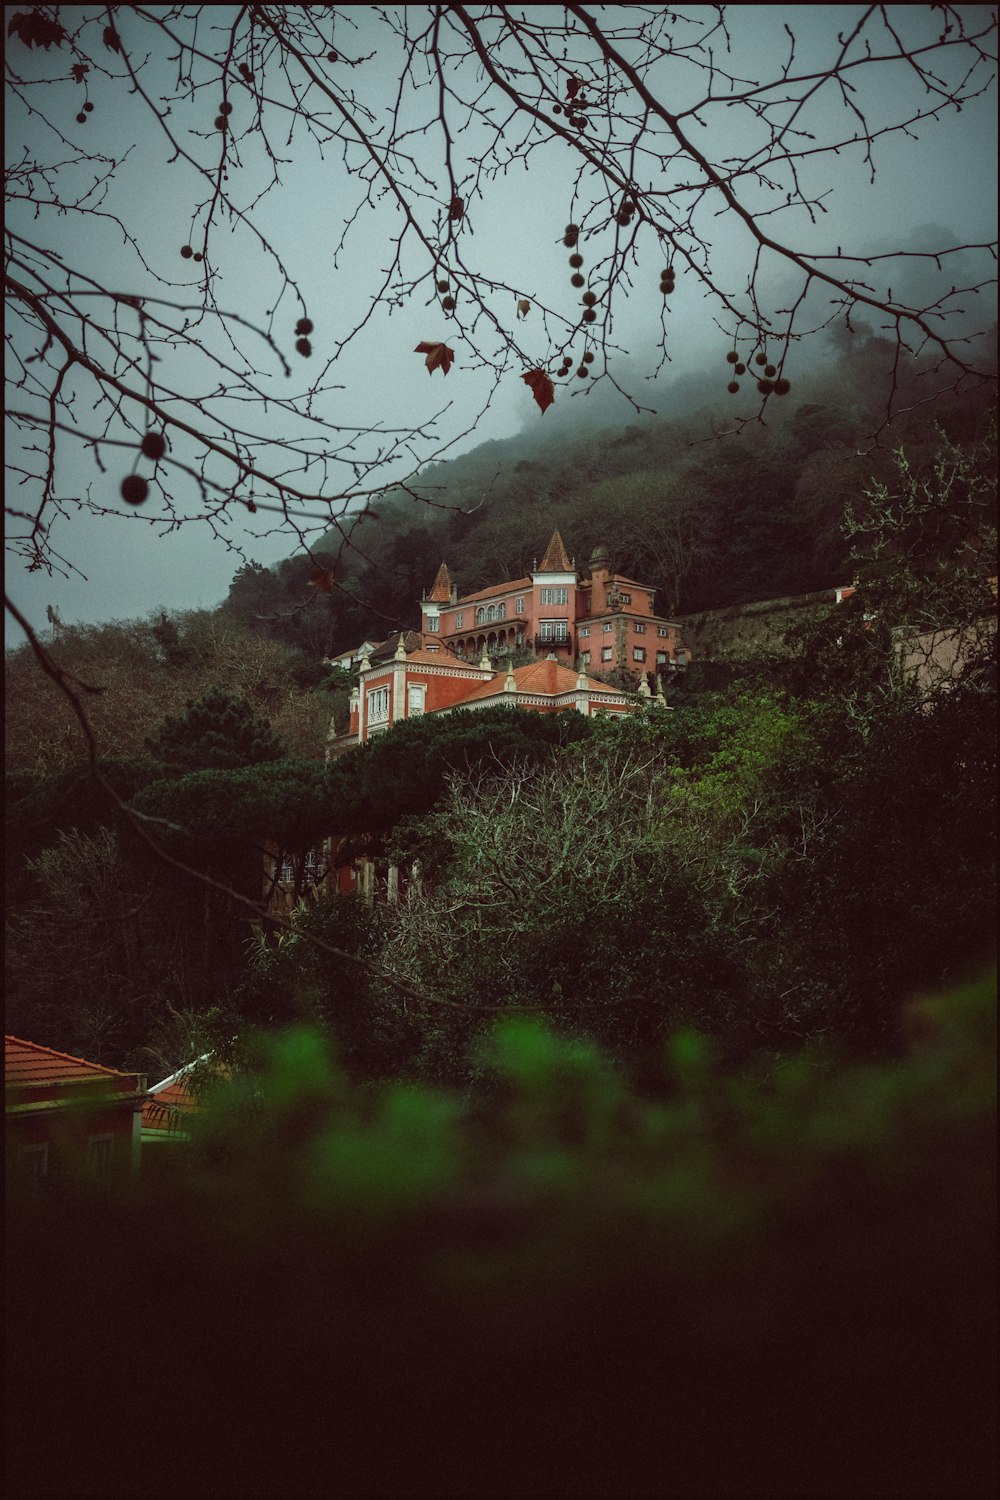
[7,971,996,1497]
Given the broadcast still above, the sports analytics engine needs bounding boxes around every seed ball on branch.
[570,273,585,288]
[441,296,456,311]
[121,475,149,505]
[327,50,338,62]
[76,113,86,124]
[565,224,579,235]
[215,116,227,130]
[140,432,167,460]
[193,253,203,262]
[220,101,233,115]
[553,104,563,114]
[296,318,314,335]
[563,233,578,248]
[577,366,589,378]
[582,308,597,323]
[757,378,774,394]
[726,351,739,364]
[735,363,746,375]
[180,245,193,258]
[569,253,583,268]
[583,351,594,364]
[727,381,740,394]
[296,337,312,357]
[582,291,597,306]
[436,280,450,292]
[774,378,791,396]
[83,101,94,113]
[764,364,777,378]
[755,353,767,367]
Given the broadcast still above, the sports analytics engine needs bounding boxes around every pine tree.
[146,687,285,772]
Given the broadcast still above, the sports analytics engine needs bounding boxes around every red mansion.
[330,532,683,752]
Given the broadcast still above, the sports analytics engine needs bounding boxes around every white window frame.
[633,647,647,662]
[367,685,389,727]
[515,597,525,614]
[601,647,613,662]
[426,615,439,633]
[579,626,590,637]
[539,620,568,642]
[408,683,426,717]
[540,586,568,606]
[634,623,646,634]
[455,612,464,629]
[657,626,670,637]
[619,591,632,604]
[602,622,614,634]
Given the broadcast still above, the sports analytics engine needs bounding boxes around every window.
[455,612,464,629]
[88,1135,114,1180]
[656,651,668,665]
[601,647,613,662]
[426,616,439,633]
[657,626,670,637]
[408,684,426,717]
[476,607,487,625]
[633,647,647,663]
[516,597,525,614]
[579,626,590,638]
[619,591,632,604]
[634,623,646,634]
[18,1143,48,1195]
[279,847,326,885]
[540,587,568,605]
[602,622,614,634]
[539,620,568,642]
[581,651,591,666]
[367,686,389,726]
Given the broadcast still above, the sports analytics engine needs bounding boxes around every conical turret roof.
[536,531,573,573]
[427,562,452,602]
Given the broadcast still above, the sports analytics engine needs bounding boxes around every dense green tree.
[146,686,286,773]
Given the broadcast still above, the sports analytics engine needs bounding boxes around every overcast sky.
[5,5,997,648]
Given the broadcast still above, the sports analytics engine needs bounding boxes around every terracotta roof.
[457,658,621,704]
[142,1054,218,1135]
[402,649,489,670]
[454,576,532,607]
[537,531,573,573]
[369,629,421,662]
[426,562,452,602]
[5,1035,136,1087]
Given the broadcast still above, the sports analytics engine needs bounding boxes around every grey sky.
[5,5,996,647]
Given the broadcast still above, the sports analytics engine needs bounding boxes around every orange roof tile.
[537,531,573,573]
[403,649,489,669]
[454,576,532,607]
[458,658,623,703]
[426,562,452,602]
[5,1035,137,1087]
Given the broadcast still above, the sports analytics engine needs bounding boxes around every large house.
[327,532,679,755]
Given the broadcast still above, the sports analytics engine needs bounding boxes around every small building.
[5,1035,146,1193]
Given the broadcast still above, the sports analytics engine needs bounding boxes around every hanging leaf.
[414,341,455,376]
[516,299,531,320]
[71,62,89,82]
[8,11,67,49]
[103,25,122,53]
[522,369,555,414]
[448,195,464,222]
[307,570,335,594]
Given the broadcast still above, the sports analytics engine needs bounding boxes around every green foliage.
[8,971,995,1496]
[146,685,286,771]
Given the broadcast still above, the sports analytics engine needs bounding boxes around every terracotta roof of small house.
[403,649,489,669]
[458,658,621,704]
[5,1035,137,1087]
[369,629,422,662]
[537,531,573,573]
[427,562,453,602]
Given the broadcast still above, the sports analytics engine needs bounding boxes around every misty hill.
[222,324,997,658]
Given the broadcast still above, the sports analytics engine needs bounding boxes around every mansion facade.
[327,532,681,754]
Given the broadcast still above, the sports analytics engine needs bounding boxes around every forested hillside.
[221,326,997,657]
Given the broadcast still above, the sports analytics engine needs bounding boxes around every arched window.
[476,607,486,625]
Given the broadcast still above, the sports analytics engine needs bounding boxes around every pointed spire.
[577,666,589,690]
[655,673,666,706]
[638,675,651,698]
[359,649,371,674]
[537,530,573,573]
[479,646,492,672]
[504,661,517,692]
[394,634,407,661]
[427,562,452,603]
